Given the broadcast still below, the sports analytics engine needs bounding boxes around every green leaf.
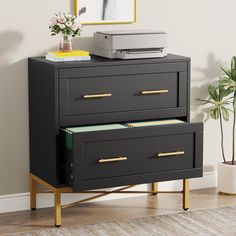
[231,56,236,71]
[197,98,215,105]
[215,108,220,119]
[210,109,215,119]
[220,78,235,88]
[231,69,236,81]
[208,85,219,101]
[220,86,234,98]
[210,108,220,119]
[219,85,226,100]
[221,107,230,121]
[221,64,231,77]
[219,78,229,85]
[226,87,235,95]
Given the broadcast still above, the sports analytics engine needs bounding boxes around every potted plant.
[49,12,82,51]
[199,56,236,194]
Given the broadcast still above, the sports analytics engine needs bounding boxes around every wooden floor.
[0,188,236,234]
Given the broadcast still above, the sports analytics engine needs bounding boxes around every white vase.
[217,162,236,194]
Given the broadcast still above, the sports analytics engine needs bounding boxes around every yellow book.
[47,50,89,58]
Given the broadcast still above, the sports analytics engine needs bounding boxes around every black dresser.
[28,54,203,226]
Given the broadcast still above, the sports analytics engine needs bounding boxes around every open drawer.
[60,120,203,191]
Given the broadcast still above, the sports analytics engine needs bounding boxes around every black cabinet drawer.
[59,62,187,79]
[59,72,187,117]
[61,122,203,191]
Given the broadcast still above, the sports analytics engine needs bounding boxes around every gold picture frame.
[74,0,136,25]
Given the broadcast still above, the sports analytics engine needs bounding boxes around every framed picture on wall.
[74,0,136,25]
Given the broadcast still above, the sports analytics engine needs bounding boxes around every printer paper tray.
[116,48,166,59]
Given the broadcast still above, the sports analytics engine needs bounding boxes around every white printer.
[94,30,167,59]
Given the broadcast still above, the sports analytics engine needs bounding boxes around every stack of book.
[46,50,91,62]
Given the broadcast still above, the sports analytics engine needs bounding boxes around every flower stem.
[232,110,236,165]
[220,111,227,164]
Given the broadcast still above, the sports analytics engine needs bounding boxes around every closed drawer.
[59,72,187,116]
[61,121,203,191]
[59,62,187,79]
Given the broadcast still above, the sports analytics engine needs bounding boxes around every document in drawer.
[65,123,128,150]
[126,119,184,127]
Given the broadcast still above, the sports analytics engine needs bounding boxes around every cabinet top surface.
[29,54,190,68]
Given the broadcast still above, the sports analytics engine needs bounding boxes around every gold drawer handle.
[98,156,128,163]
[157,151,185,157]
[141,90,169,95]
[83,93,112,99]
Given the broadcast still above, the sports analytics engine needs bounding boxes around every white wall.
[0,0,235,195]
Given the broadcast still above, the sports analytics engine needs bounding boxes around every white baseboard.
[0,171,216,214]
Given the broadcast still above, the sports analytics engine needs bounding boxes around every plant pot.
[217,162,236,194]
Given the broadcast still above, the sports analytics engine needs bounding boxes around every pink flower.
[57,15,66,24]
[49,17,57,26]
[73,19,82,29]
[74,19,80,24]
[72,23,79,31]
[49,12,82,37]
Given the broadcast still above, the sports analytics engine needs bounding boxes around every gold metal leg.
[152,182,158,195]
[30,173,191,227]
[29,174,37,210]
[30,174,69,227]
[54,189,62,227]
[183,179,189,210]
